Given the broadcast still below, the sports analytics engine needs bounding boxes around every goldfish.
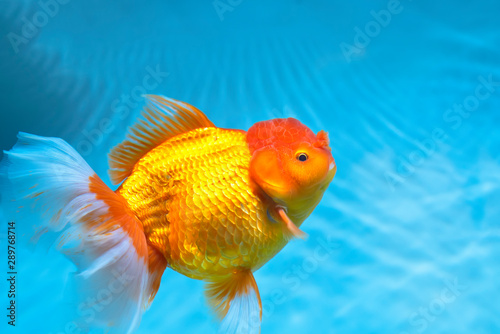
[0,95,336,333]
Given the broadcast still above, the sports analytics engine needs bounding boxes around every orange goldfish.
[0,95,336,333]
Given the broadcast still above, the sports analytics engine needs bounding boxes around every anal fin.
[205,270,262,334]
[145,244,168,308]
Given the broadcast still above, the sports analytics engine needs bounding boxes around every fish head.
[247,118,336,221]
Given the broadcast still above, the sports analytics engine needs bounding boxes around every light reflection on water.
[1,0,499,333]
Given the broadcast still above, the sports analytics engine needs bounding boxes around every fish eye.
[296,152,308,162]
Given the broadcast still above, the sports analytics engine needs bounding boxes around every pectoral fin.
[277,207,308,240]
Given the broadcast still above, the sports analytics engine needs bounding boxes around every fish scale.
[118,126,287,280]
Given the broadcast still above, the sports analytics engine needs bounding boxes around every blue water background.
[1,0,500,333]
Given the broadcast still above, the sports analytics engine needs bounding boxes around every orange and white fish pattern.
[0,95,336,333]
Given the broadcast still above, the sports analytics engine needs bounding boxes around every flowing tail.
[0,133,167,333]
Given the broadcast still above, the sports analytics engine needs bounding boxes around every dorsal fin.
[108,95,215,184]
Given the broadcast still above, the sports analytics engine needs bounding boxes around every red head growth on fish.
[247,118,336,215]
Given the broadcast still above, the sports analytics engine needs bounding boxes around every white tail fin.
[0,133,166,333]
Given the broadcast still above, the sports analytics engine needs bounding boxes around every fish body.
[0,95,336,333]
[119,127,286,279]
